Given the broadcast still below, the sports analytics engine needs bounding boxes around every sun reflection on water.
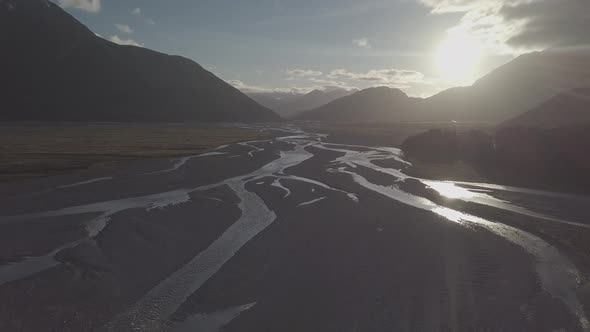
[425,182,475,199]
[432,207,466,223]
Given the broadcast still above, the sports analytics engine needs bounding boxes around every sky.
[59,0,590,97]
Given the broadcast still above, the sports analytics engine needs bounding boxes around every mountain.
[0,0,280,122]
[278,88,357,118]
[299,49,590,124]
[247,88,356,118]
[246,91,304,116]
[297,87,419,122]
[500,88,590,128]
[423,49,590,123]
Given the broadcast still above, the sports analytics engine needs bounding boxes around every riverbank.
[0,123,272,182]
[400,127,590,195]
[2,125,590,330]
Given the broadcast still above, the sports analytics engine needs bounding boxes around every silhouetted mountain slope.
[0,0,280,122]
[424,49,590,123]
[500,88,590,128]
[299,49,590,124]
[297,87,419,122]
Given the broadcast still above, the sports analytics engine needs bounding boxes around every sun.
[435,33,482,84]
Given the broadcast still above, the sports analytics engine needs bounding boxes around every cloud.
[308,77,348,87]
[130,7,156,25]
[286,69,323,78]
[114,24,133,34]
[501,0,590,49]
[419,0,490,13]
[228,80,273,93]
[283,69,359,90]
[419,0,524,53]
[327,68,426,87]
[58,0,101,13]
[228,80,310,94]
[227,79,356,95]
[419,0,590,53]
[352,37,371,49]
[109,35,143,47]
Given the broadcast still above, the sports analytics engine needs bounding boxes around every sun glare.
[424,181,475,200]
[435,33,482,84]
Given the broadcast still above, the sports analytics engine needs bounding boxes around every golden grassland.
[0,123,271,181]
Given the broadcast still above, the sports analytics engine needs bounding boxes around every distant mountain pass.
[247,91,304,117]
[0,0,280,122]
[248,88,356,118]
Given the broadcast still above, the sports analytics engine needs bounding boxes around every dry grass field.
[0,123,271,181]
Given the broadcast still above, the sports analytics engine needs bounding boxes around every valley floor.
[1,124,590,331]
[0,122,273,182]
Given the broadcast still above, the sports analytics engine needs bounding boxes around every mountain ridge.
[0,0,280,122]
[500,88,590,128]
[299,49,590,124]
[297,86,418,122]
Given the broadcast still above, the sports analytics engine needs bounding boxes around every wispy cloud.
[419,0,487,13]
[328,68,426,87]
[502,0,590,49]
[352,37,371,49]
[419,0,522,54]
[419,0,590,54]
[58,0,101,13]
[131,7,156,25]
[115,24,133,34]
[109,35,143,47]
[228,80,310,94]
[227,79,356,95]
[286,69,323,78]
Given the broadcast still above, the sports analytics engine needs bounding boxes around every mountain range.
[3,0,588,126]
[297,87,419,122]
[247,88,357,118]
[299,49,590,125]
[0,0,280,122]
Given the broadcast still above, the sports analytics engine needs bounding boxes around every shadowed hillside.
[297,87,420,122]
[0,0,280,122]
[401,126,590,194]
[500,88,590,128]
